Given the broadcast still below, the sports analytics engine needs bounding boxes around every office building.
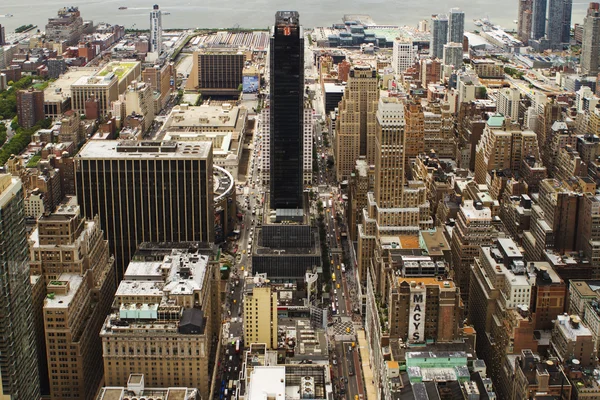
[0,24,4,46]
[29,206,115,400]
[334,65,378,180]
[0,175,41,400]
[475,121,541,185]
[75,140,214,279]
[242,364,332,400]
[16,88,45,129]
[551,314,596,367]
[149,4,162,53]
[71,61,141,117]
[518,0,534,43]
[582,3,600,75]
[269,11,304,210]
[451,200,498,306]
[45,7,83,46]
[532,0,547,40]
[243,274,278,349]
[392,39,415,74]
[448,8,465,44]
[258,100,313,186]
[442,42,463,70]
[430,14,448,59]
[348,159,372,241]
[189,49,244,96]
[547,0,572,49]
[497,87,521,121]
[101,244,220,400]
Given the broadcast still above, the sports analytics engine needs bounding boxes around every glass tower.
[269,11,304,210]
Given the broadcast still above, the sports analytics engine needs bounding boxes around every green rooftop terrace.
[97,62,138,81]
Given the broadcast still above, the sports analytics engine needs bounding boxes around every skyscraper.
[582,2,600,75]
[547,0,572,49]
[0,24,5,46]
[430,14,449,59]
[269,11,304,210]
[392,39,415,73]
[75,140,215,279]
[442,42,463,70]
[531,0,547,40]
[0,174,41,400]
[518,0,534,43]
[448,8,465,44]
[334,65,379,180]
[150,4,162,53]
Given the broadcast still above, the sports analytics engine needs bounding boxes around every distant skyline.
[0,0,589,34]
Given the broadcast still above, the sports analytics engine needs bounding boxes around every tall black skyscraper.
[269,11,304,210]
[532,0,547,40]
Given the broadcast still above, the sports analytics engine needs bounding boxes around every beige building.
[243,274,278,349]
[357,97,433,286]
[96,374,199,400]
[125,81,155,132]
[475,120,541,185]
[335,65,379,180]
[28,205,115,400]
[70,61,141,116]
[423,101,455,158]
[100,244,220,400]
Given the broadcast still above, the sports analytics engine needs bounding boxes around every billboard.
[243,75,259,93]
[408,286,426,343]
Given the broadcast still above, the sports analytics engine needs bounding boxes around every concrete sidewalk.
[357,329,377,400]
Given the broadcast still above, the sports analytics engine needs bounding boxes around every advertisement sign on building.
[408,285,426,343]
[243,75,259,93]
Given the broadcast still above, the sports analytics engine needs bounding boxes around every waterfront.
[0,0,589,33]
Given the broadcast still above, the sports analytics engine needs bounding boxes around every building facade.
[75,140,214,279]
[16,88,44,129]
[0,175,41,400]
[430,14,449,59]
[448,8,465,44]
[149,4,162,53]
[190,50,244,96]
[243,275,278,349]
[269,11,304,210]
[582,2,600,75]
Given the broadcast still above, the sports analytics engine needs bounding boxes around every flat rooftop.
[167,105,245,130]
[97,61,140,81]
[247,366,286,400]
[44,67,97,102]
[76,140,212,160]
[45,273,83,309]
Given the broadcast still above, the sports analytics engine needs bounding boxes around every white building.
[497,87,521,122]
[392,39,416,74]
[149,4,162,54]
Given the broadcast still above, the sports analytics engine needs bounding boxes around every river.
[0,0,589,35]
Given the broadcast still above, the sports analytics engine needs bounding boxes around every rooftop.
[76,140,212,160]
[44,273,83,309]
[97,61,139,81]
[44,68,97,102]
[166,104,245,130]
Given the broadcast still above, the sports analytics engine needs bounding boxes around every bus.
[235,339,240,353]
[328,199,332,208]
[332,302,337,315]
[331,272,336,282]
[229,380,234,390]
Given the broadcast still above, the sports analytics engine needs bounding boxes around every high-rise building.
[451,200,498,307]
[269,11,304,210]
[547,0,572,49]
[496,87,521,121]
[29,206,115,400]
[392,39,415,74]
[0,175,41,400]
[532,0,547,40]
[404,100,425,167]
[442,42,463,70]
[142,62,175,112]
[334,65,378,180]
[45,7,83,46]
[75,140,214,279]
[430,14,448,59]
[16,88,44,129]
[518,0,534,43]
[582,3,600,75]
[243,274,278,349]
[101,243,220,400]
[0,24,5,46]
[188,50,245,96]
[448,8,465,44]
[149,4,162,53]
